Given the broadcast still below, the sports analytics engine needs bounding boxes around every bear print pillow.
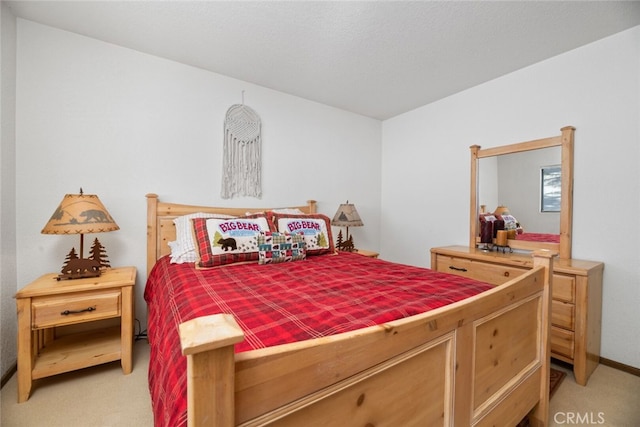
[191,215,272,268]
[271,213,335,256]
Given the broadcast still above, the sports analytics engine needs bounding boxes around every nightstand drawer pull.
[448,266,467,272]
[61,306,96,316]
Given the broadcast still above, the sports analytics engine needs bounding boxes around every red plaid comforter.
[144,252,493,427]
[516,232,560,243]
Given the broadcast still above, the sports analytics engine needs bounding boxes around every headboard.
[145,194,317,276]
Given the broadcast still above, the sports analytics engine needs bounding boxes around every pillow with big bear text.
[192,215,272,268]
[271,213,335,256]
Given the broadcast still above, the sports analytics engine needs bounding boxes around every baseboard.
[600,357,640,377]
[1,362,17,389]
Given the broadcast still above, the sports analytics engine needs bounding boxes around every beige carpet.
[1,341,153,427]
[548,362,640,427]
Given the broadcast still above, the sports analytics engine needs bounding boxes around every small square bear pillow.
[192,215,272,268]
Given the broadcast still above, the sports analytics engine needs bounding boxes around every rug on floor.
[549,366,566,398]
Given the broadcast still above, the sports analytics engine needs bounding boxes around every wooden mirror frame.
[469,126,575,259]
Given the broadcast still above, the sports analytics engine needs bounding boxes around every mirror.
[479,146,561,234]
[469,126,574,259]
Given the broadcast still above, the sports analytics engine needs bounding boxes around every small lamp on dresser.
[41,188,119,280]
[331,201,363,251]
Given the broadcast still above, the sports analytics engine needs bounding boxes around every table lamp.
[331,201,363,251]
[41,189,119,280]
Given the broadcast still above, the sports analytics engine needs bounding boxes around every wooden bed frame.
[146,193,555,427]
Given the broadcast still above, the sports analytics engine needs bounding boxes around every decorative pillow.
[258,231,306,264]
[479,213,497,223]
[495,213,518,230]
[271,213,334,256]
[169,212,236,263]
[192,215,272,268]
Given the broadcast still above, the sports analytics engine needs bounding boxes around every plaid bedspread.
[517,232,560,243]
[144,252,493,427]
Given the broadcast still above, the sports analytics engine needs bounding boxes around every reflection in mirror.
[478,146,561,235]
[541,164,561,213]
[469,126,574,259]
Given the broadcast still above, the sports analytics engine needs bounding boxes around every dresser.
[430,245,603,386]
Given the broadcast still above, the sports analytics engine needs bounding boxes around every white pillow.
[242,208,305,216]
[169,212,235,263]
[271,208,305,215]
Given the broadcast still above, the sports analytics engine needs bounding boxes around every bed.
[144,193,555,427]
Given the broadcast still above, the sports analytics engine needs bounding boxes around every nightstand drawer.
[32,290,121,329]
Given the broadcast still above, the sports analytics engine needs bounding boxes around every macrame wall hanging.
[221,102,262,199]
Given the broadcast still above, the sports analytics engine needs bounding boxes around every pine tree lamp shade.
[41,189,119,280]
[331,201,363,252]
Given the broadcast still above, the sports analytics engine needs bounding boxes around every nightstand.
[353,249,379,258]
[14,266,136,402]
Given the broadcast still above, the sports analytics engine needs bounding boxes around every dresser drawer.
[551,300,575,330]
[32,290,122,329]
[551,326,575,359]
[434,255,526,285]
[553,274,575,303]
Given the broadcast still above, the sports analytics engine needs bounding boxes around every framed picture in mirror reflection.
[540,165,561,213]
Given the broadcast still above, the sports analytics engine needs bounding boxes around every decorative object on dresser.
[14,266,136,402]
[331,201,363,251]
[41,189,119,280]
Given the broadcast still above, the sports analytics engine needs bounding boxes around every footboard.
[180,251,554,427]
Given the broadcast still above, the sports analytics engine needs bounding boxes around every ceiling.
[6,1,640,120]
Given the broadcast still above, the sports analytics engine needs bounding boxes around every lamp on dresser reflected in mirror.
[331,201,363,252]
[41,188,119,280]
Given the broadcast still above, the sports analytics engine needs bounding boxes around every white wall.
[1,2,18,380]
[14,20,382,333]
[382,26,640,369]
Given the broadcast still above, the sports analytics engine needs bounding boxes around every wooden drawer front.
[32,291,121,329]
[435,255,526,285]
[552,274,575,303]
[551,326,574,359]
[551,300,575,330]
